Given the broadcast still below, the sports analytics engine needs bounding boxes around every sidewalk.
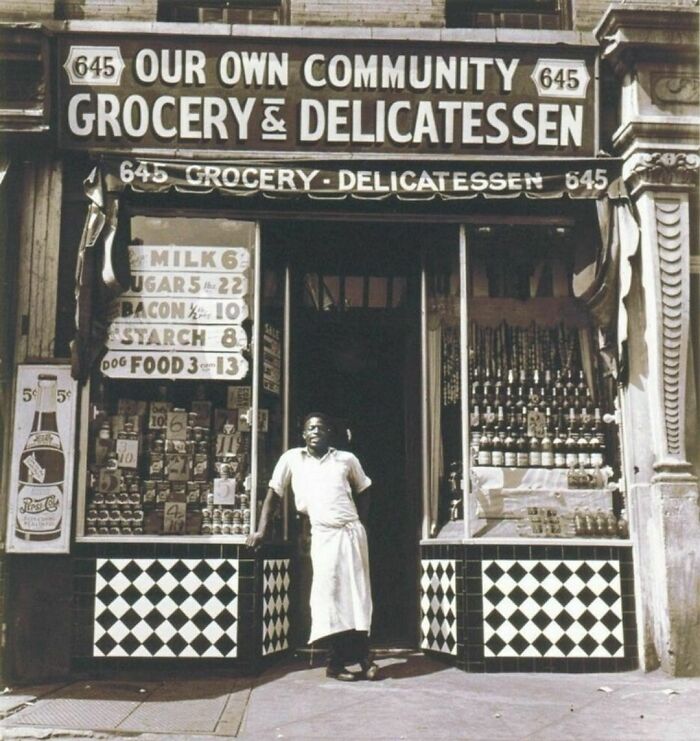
[0,650,698,740]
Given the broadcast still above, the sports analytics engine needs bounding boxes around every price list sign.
[103,244,251,380]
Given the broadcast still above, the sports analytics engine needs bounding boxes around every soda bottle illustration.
[15,374,64,540]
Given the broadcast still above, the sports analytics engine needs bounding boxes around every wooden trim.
[460,225,471,540]
[14,156,62,363]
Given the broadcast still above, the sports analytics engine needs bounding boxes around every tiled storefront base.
[72,543,292,674]
[420,542,637,673]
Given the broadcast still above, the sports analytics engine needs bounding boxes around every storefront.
[5,14,697,678]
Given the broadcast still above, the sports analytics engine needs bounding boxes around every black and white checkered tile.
[93,558,239,658]
[420,559,457,655]
[262,559,290,656]
[482,559,624,658]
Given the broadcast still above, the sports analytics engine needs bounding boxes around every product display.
[84,390,252,537]
[467,321,609,471]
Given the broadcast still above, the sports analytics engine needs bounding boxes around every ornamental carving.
[651,74,700,105]
[627,152,700,192]
[654,196,686,458]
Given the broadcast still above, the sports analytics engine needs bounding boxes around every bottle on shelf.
[496,405,507,434]
[470,404,481,436]
[482,370,494,408]
[477,430,492,466]
[491,431,505,467]
[528,433,541,467]
[553,428,566,468]
[593,407,604,434]
[565,428,578,469]
[516,429,529,468]
[504,427,517,467]
[577,431,590,468]
[541,429,554,468]
[589,431,604,467]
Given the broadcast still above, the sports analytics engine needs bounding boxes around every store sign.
[100,350,248,380]
[57,33,598,156]
[103,243,251,380]
[101,155,621,200]
[6,365,78,554]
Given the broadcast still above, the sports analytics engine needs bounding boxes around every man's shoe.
[326,666,359,681]
[360,659,379,680]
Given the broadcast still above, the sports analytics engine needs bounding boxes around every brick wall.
[572,0,613,31]
[56,0,157,21]
[290,0,446,27]
[0,1,54,21]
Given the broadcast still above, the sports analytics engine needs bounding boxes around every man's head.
[302,413,333,455]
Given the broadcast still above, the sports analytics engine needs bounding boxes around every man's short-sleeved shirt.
[269,447,371,527]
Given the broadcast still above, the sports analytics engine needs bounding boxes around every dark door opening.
[280,221,422,648]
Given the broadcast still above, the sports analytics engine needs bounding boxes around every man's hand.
[246,530,264,548]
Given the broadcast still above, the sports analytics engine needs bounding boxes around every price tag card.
[117,399,147,416]
[94,438,113,466]
[166,453,190,481]
[115,438,139,469]
[190,400,212,428]
[149,401,171,429]
[214,477,237,506]
[97,468,122,494]
[216,433,242,457]
[527,409,547,438]
[214,408,238,433]
[166,410,188,440]
[227,386,251,410]
[163,502,186,534]
[238,409,268,432]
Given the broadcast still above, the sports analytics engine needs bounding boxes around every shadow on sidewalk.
[4,649,450,715]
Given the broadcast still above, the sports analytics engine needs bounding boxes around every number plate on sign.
[63,46,125,86]
[531,59,591,100]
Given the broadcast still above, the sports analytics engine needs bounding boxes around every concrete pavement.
[0,650,698,740]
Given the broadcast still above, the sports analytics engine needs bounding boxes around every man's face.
[303,417,331,453]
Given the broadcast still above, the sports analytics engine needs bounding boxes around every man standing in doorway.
[247,413,379,681]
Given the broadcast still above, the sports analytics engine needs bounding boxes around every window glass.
[158,0,285,24]
[465,223,627,540]
[445,0,568,29]
[82,215,258,540]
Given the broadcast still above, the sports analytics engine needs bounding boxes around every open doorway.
[275,220,423,647]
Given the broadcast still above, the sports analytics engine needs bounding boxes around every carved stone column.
[627,153,698,475]
[597,4,700,676]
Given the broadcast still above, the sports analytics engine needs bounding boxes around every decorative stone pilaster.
[625,151,699,479]
[596,3,700,676]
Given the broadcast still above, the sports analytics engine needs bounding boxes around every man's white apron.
[308,519,373,643]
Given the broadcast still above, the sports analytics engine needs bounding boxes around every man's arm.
[245,487,277,547]
[353,486,371,528]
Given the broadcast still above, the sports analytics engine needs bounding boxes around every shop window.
[157,0,287,24]
[445,0,571,30]
[76,214,288,542]
[427,222,627,542]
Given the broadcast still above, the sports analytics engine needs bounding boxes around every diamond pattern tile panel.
[420,559,457,656]
[482,559,624,658]
[262,559,290,656]
[93,558,238,658]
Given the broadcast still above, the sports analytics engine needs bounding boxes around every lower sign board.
[106,323,247,352]
[108,297,249,324]
[100,350,249,380]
